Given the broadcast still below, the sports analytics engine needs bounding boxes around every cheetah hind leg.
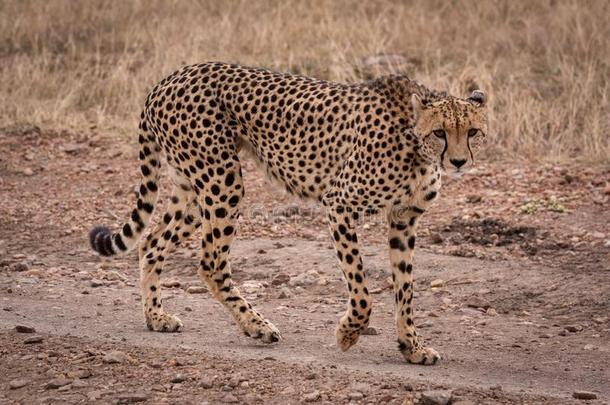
[195,160,280,344]
[138,188,201,332]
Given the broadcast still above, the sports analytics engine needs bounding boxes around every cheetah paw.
[403,346,440,365]
[146,313,184,333]
[243,320,281,343]
[335,325,361,352]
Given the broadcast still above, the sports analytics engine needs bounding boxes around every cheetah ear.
[467,90,486,106]
[411,93,426,119]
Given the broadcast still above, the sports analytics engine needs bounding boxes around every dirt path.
[2,238,609,404]
[0,127,609,404]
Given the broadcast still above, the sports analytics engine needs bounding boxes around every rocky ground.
[0,125,609,404]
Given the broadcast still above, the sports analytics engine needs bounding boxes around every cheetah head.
[411,90,488,173]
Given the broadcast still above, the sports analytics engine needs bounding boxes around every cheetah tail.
[89,118,161,257]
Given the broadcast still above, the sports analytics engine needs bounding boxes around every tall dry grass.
[0,0,608,164]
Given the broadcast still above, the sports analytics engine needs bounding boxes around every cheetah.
[90,62,488,365]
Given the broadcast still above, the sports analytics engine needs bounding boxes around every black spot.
[389,237,406,251]
[408,236,416,249]
[225,173,235,186]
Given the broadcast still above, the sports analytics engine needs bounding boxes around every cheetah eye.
[468,128,478,137]
[433,129,446,139]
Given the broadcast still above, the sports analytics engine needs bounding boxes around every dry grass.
[0,0,608,164]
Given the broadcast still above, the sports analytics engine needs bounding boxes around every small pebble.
[9,379,28,389]
[162,280,181,288]
[171,373,187,383]
[116,393,149,403]
[15,325,36,333]
[199,379,214,389]
[186,286,206,294]
[421,390,452,405]
[45,378,72,389]
[102,350,129,364]
[348,392,364,400]
[221,394,239,403]
[89,279,104,287]
[24,335,43,344]
[303,390,321,402]
[361,326,378,335]
[572,391,597,400]
[430,279,444,288]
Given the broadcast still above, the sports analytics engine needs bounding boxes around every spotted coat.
[90,62,488,364]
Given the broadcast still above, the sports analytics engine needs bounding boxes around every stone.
[242,280,264,294]
[162,280,181,288]
[24,335,43,344]
[67,369,92,379]
[187,286,206,294]
[89,279,104,287]
[303,390,321,402]
[419,320,434,328]
[116,393,149,403]
[466,194,483,203]
[71,379,89,388]
[486,308,498,316]
[351,382,371,393]
[430,233,444,244]
[15,325,36,333]
[102,350,129,364]
[564,325,582,333]
[221,394,239,403]
[421,390,452,405]
[277,287,293,299]
[430,279,444,288]
[45,378,72,389]
[171,373,187,383]
[271,273,291,285]
[572,391,597,400]
[10,262,30,272]
[9,379,28,389]
[63,143,85,153]
[289,270,319,287]
[361,326,378,335]
[467,298,491,310]
[403,383,414,391]
[348,392,364,400]
[199,378,214,389]
[23,168,34,176]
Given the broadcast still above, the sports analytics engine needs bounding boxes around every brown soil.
[0,126,609,404]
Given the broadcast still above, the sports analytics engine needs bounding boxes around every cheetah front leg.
[325,204,372,352]
[388,207,440,365]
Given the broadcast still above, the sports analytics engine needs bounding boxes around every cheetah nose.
[450,158,467,169]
